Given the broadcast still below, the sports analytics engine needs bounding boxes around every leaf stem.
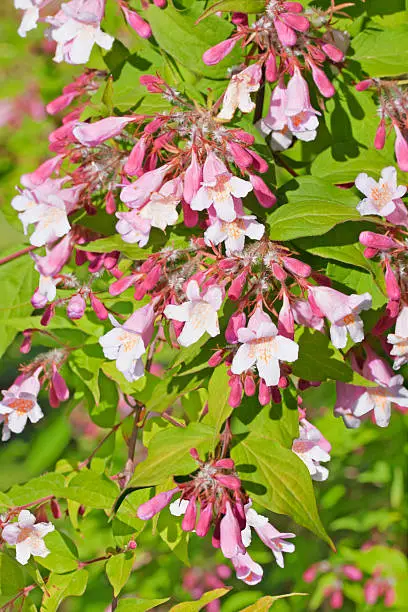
[0,245,36,266]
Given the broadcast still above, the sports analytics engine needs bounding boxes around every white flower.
[15,0,40,37]
[231,306,298,387]
[218,64,262,121]
[99,305,155,382]
[204,215,264,255]
[164,280,223,347]
[38,275,59,302]
[353,376,408,428]
[0,372,44,435]
[355,167,406,217]
[292,420,331,481]
[388,306,408,370]
[169,498,189,516]
[2,510,54,565]
[139,178,182,231]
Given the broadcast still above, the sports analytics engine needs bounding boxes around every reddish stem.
[0,245,36,266]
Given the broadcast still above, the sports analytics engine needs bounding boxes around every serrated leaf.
[170,589,231,611]
[106,551,135,597]
[198,0,265,21]
[129,423,216,487]
[231,433,334,547]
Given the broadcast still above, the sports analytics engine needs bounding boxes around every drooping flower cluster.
[203,1,349,147]
[137,449,295,584]
[356,79,408,172]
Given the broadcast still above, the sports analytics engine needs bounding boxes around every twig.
[253,65,266,124]
[77,422,122,470]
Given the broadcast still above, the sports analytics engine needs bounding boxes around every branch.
[0,246,36,266]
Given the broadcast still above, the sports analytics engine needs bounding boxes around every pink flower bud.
[227,142,253,168]
[105,191,116,214]
[41,304,55,326]
[67,295,86,320]
[393,123,408,171]
[278,293,294,339]
[214,474,241,490]
[364,247,379,258]
[208,350,224,367]
[46,92,78,115]
[143,264,162,291]
[134,281,147,301]
[153,0,166,7]
[219,501,246,558]
[359,231,397,250]
[249,174,277,208]
[31,289,48,309]
[283,257,311,278]
[49,384,60,408]
[280,12,309,32]
[271,263,287,281]
[303,564,318,583]
[244,376,256,396]
[228,377,243,407]
[214,458,234,469]
[109,274,136,296]
[216,564,232,580]
[228,271,247,301]
[330,590,343,609]
[225,312,246,344]
[51,498,62,519]
[385,260,401,301]
[202,38,237,66]
[283,2,304,12]
[384,585,396,607]
[182,497,197,532]
[73,117,136,147]
[258,379,271,406]
[137,487,179,520]
[342,565,363,581]
[231,12,248,25]
[196,502,213,537]
[322,43,344,63]
[121,5,152,38]
[271,386,282,403]
[265,52,278,82]
[374,118,386,150]
[309,62,335,98]
[127,539,137,550]
[248,150,268,173]
[124,137,148,176]
[20,331,32,354]
[231,129,255,145]
[90,294,108,320]
[355,79,373,91]
[183,151,202,204]
[278,375,288,388]
[51,364,69,401]
[364,580,380,605]
[182,201,199,227]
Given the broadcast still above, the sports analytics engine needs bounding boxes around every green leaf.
[0,553,25,597]
[113,489,150,546]
[326,261,387,311]
[353,22,408,77]
[36,531,78,574]
[146,4,239,79]
[76,235,152,259]
[170,588,231,611]
[270,178,361,241]
[129,423,216,487]
[41,570,88,612]
[106,551,135,597]
[7,473,65,506]
[116,598,170,612]
[0,246,37,358]
[58,470,119,509]
[203,364,233,437]
[231,433,333,547]
[198,0,265,21]
[292,328,378,385]
[240,593,308,611]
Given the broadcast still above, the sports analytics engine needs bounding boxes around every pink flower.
[204,206,264,255]
[0,370,44,435]
[164,280,223,347]
[231,551,263,585]
[191,153,252,222]
[67,294,86,319]
[241,502,295,568]
[249,174,277,208]
[219,501,246,558]
[308,286,372,349]
[218,64,262,121]
[2,510,54,565]
[355,167,406,217]
[14,0,45,37]
[73,116,136,146]
[388,306,408,370]
[115,210,151,247]
[292,418,331,481]
[120,164,170,208]
[31,233,73,277]
[292,298,325,332]
[137,177,183,231]
[231,305,299,387]
[259,82,293,151]
[48,0,114,65]
[393,123,408,172]
[99,304,155,381]
[183,151,202,205]
[285,68,320,142]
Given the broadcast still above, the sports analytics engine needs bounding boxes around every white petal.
[231,344,256,375]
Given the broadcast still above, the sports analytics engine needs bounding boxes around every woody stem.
[0,245,36,266]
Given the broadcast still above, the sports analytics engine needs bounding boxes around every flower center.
[7,398,35,414]
[343,313,355,325]
[370,183,392,209]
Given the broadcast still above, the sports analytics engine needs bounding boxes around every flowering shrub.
[0,0,407,609]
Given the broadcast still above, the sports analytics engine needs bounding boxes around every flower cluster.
[137,449,295,584]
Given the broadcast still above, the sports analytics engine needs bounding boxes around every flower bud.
[244,376,256,396]
[90,294,108,320]
[137,487,179,520]
[374,118,386,150]
[67,294,86,320]
[322,43,344,63]
[283,257,311,278]
[51,498,62,519]
[384,260,400,301]
[121,5,152,38]
[52,364,69,401]
[196,502,213,537]
[342,565,363,581]
[355,79,373,91]
[105,190,116,214]
[258,379,271,406]
[208,350,224,367]
[202,38,237,66]
[249,174,277,208]
[182,497,197,532]
[265,52,278,82]
[359,231,397,250]
[228,377,243,408]
[225,312,246,344]
[228,271,247,301]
